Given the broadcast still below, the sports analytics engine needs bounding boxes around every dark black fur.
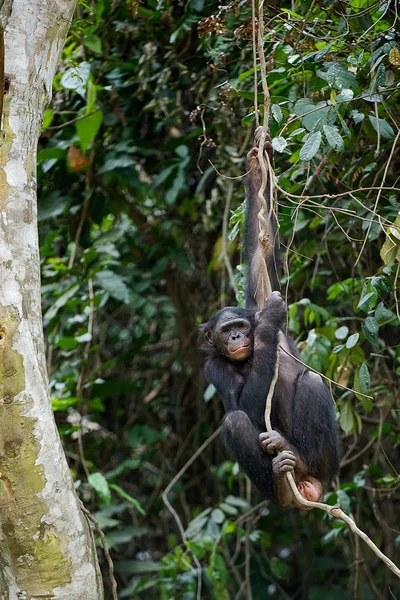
[201,129,339,504]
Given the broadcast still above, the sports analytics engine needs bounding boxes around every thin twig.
[162,427,222,600]
[81,503,118,600]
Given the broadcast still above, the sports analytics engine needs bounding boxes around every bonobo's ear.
[205,329,214,345]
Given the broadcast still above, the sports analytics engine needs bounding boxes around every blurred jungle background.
[38,0,400,598]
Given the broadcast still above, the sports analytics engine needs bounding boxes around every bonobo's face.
[206,310,253,362]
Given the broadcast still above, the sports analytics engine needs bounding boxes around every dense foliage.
[38,0,400,598]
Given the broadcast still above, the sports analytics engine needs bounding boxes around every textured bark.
[0,1,104,598]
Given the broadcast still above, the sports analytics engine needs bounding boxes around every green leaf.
[83,35,102,54]
[380,216,400,266]
[299,132,322,161]
[76,110,103,153]
[41,108,53,130]
[88,472,111,504]
[364,316,378,334]
[350,109,365,124]
[95,270,130,304]
[56,336,79,350]
[60,62,91,91]
[272,136,288,153]
[51,396,79,411]
[368,116,395,140]
[361,323,379,348]
[375,302,394,322]
[109,484,145,515]
[294,99,333,131]
[359,363,370,394]
[43,284,80,325]
[346,332,359,349]
[270,557,292,581]
[241,112,256,127]
[335,326,349,340]
[204,383,216,402]
[323,125,344,152]
[211,508,225,524]
[339,401,354,433]
[271,104,283,124]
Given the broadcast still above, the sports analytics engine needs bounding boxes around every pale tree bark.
[0,1,104,598]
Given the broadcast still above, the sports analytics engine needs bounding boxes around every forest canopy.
[37,0,400,598]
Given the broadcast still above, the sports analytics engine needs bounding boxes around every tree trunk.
[0,1,104,598]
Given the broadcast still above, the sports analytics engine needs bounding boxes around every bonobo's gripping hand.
[255,291,286,333]
[247,126,274,169]
[259,430,288,455]
[272,451,297,478]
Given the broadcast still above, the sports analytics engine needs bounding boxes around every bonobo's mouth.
[231,343,249,354]
[229,343,250,360]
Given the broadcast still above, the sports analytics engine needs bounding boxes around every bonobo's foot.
[246,126,273,168]
[259,430,288,455]
[272,450,296,478]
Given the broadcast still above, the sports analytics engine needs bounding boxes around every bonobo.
[201,129,339,507]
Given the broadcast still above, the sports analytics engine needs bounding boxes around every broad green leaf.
[335,326,349,340]
[60,61,91,91]
[294,99,333,131]
[109,484,145,515]
[241,112,256,127]
[380,216,400,265]
[41,108,53,130]
[219,502,238,516]
[95,270,130,303]
[368,116,395,140]
[272,136,288,153]
[323,125,344,152]
[299,131,322,161]
[88,472,111,504]
[346,332,359,349]
[225,495,251,510]
[204,383,216,402]
[359,363,371,394]
[339,401,354,433]
[271,104,283,124]
[76,110,103,152]
[43,284,80,325]
[270,557,292,581]
[51,396,79,411]
[211,508,225,524]
[375,302,394,322]
[350,109,365,124]
[84,35,102,54]
[364,316,378,334]
[56,336,79,350]
[361,323,379,348]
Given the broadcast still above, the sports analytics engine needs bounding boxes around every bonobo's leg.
[259,409,332,508]
[222,410,275,499]
[245,127,279,309]
[288,371,339,487]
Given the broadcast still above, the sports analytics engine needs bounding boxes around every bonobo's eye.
[222,327,229,334]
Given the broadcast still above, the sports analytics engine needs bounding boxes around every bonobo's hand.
[254,125,274,161]
[272,451,296,479]
[259,430,289,455]
[255,291,286,329]
[246,126,273,168]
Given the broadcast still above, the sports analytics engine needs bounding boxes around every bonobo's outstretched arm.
[245,128,280,309]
